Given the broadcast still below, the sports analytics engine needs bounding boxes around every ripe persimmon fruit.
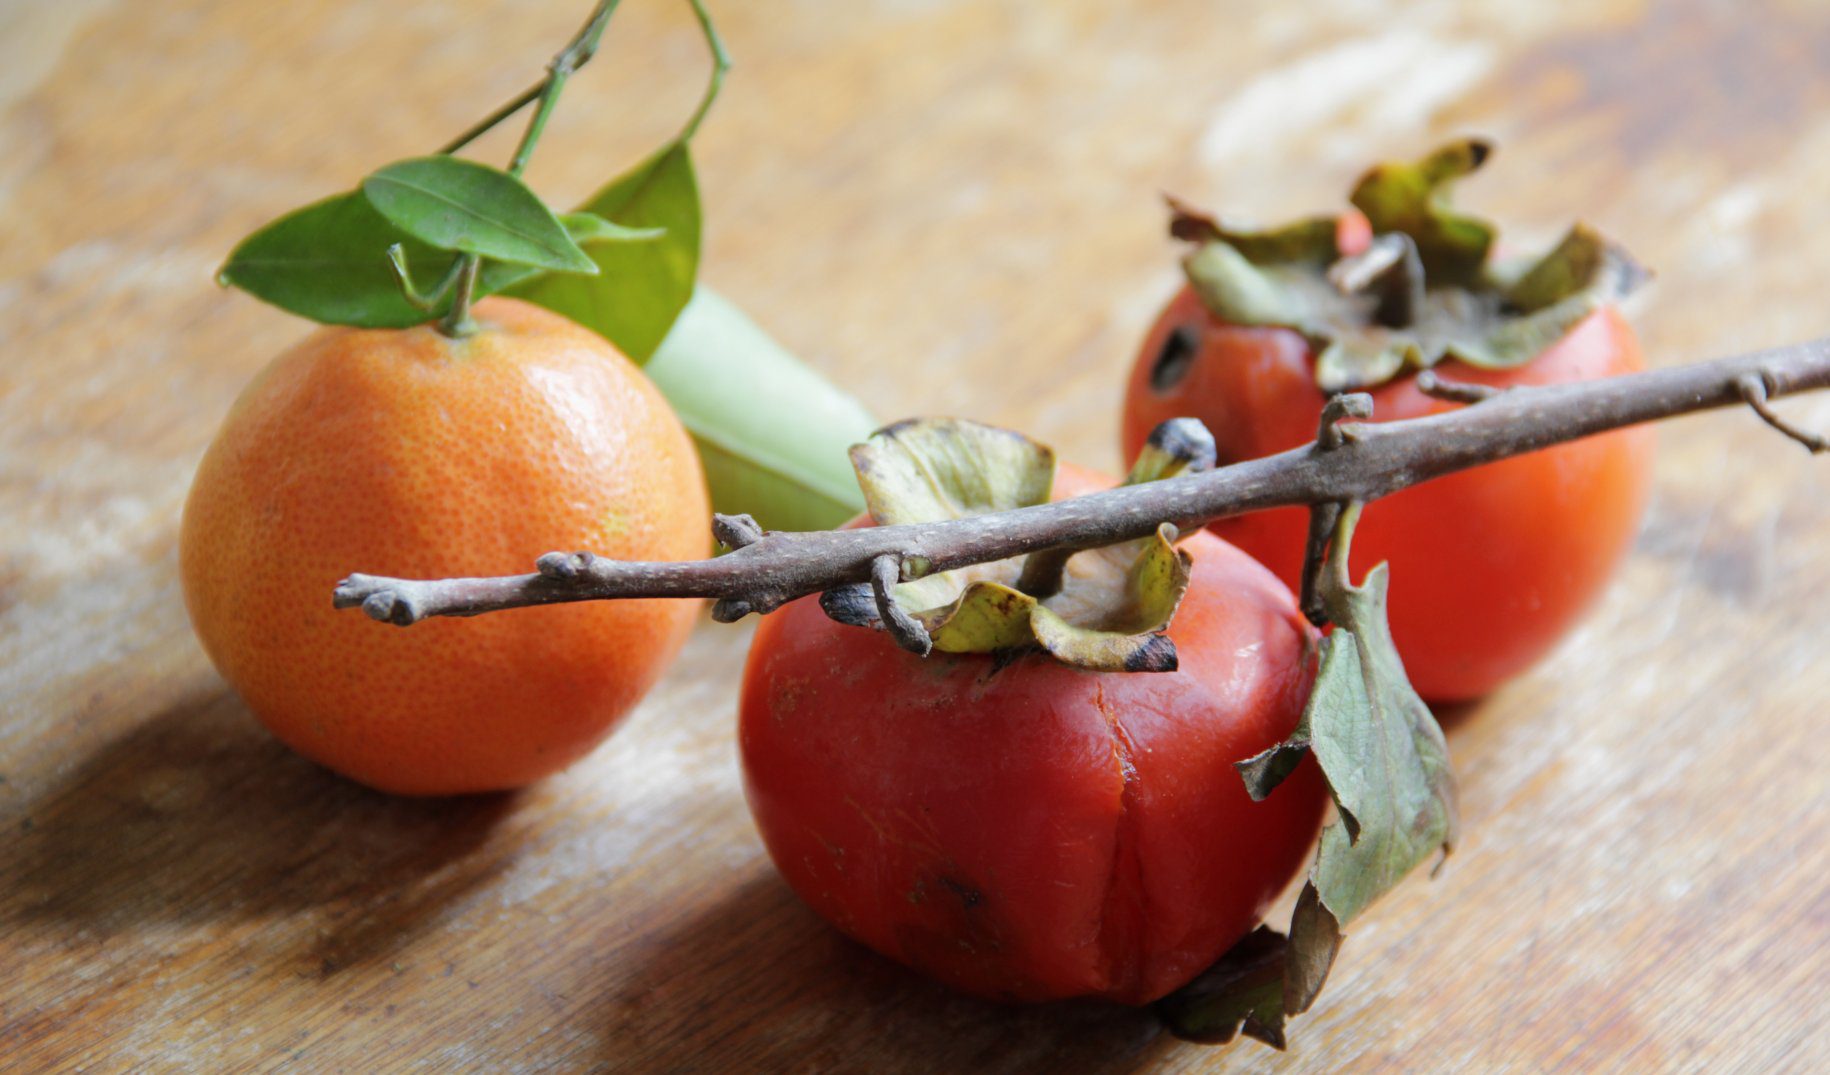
[181,297,709,795]
[740,463,1326,1004]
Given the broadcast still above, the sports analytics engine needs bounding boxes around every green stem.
[1326,500,1364,601]
[387,243,466,311]
[678,0,731,143]
[439,256,483,337]
[437,82,544,156]
[506,0,623,176]
[438,0,624,338]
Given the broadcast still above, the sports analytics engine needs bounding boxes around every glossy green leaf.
[507,142,701,362]
[218,192,460,328]
[361,156,595,273]
[643,288,875,532]
[220,196,638,327]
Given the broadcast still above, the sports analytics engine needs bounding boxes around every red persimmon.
[738,465,1327,1004]
[1122,299,1653,703]
[1125,144,1655,702]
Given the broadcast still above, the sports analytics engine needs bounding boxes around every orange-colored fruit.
[180,297,709,795]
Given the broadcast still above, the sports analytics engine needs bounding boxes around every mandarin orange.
[180,297,709,795]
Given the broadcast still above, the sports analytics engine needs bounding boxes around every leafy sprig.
[216,0,727,360]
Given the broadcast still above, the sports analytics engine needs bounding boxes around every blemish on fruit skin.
[1151,324,1201,392]
[599,508,631,541]
[938,875,983,910]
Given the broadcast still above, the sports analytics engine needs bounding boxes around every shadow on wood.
[594,868,1182,1072]
[1,688,521,974]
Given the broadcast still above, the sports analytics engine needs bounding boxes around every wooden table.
[5,1,1828,1070]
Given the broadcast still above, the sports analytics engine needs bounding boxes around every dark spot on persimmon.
[939,875,983,909]
[1150,324,1200,392]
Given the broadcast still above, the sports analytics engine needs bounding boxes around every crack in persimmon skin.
[1091,681,1150,1001]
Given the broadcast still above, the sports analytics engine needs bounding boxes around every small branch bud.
[537,551,596,580]
[1317,393,1374,450]
[710,598,753,623]
[713,513,766,550]
[1416,369,1503,405]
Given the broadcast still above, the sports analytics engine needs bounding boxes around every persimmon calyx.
[1169,139,1650,393]
[1161,501,1460,1048]
[819,417,1216,671]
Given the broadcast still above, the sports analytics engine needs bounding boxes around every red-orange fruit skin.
[738,465,1327,1004]
[1122,287,1654,702]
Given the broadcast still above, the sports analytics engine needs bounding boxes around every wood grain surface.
[4,0,1828,1071]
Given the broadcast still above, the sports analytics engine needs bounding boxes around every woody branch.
[333,337,1830,628]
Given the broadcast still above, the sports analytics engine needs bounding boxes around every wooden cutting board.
[4,0,1827,1070]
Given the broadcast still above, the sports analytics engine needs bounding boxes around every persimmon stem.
[333,336,1830,625]
[1297,394,1371,625]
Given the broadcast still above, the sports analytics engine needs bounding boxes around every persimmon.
[181,297,708,795]
[739,444,1327,1004]
[1124,142,1654,701]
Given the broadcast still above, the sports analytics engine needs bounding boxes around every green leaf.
[1167,198,1341,264]
[562,211,667,245]
[643,288,876,531]
[470,214,651,294]
[1303,562,1458,922]
[1199,504,1457,1045]
[905,523,1188,672]
[219,192,462,328]
[507,142,702,362]
[361,156,595,273]
[1238,561,1456,922]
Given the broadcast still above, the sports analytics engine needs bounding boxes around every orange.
[180,297,709,795]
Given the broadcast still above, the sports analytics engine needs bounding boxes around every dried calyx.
[819,417,1217,672]
[1170,139,1649,393]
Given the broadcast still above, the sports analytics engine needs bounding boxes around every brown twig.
[1737,371,1829,453]
[334,338,1830,627]
[1414,369,1504,404]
